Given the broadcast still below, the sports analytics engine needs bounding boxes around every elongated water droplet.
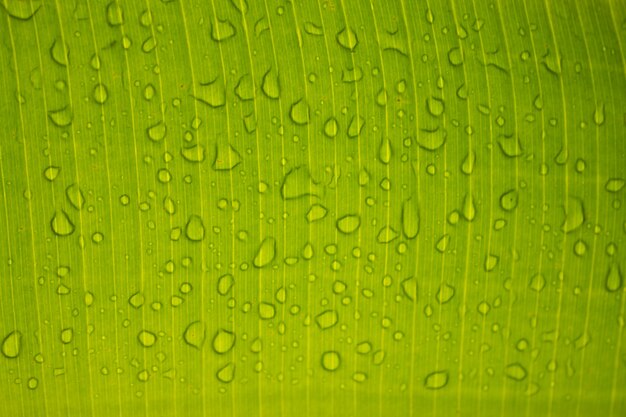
[561,196,584,233]
[606,264,623,292]
[593,103,605,126]
[401,277,418,301]
[253,237,276,268]
[378,137,392,164]
[462,193,476,221]
[66,183,85,210]
[235,74,254,101]
[50,39,69,66]
[424,370,449,389]
[217,274,234,296]
[348,115,364,138]
[106,1,124,26]
[401,197,419,239]
[1,331,21,358]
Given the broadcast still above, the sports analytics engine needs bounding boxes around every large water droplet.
[261,68,280,99]
[211,18,236,42]
[195,79,226,108]
[147,122,167,142]
[216,362,235,383]
[185,215,205,242]
[500,189,518,211]
[504,363,527,381]
[137,330,157,347]
[48,106,73,127]
[212,329,236,354]
[606,264,623,292]
[321,351,341,371]
[424,370,449,389]
[213,144,241,170]
[290,98,310,125]
[336,27,358,51]
[561,196,584,233]
[417,127,446,151]
[183,321,206,349]
[281,167,323,200]
[51,210,75,236]
[66,183,85,210]
[336,214,361,234]
[401,277,418,301]
[315,310,338,330]
[1,331,21,358]
[50,39,69,66]
[2,0,42,20]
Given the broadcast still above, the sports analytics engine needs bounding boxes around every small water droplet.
[505,363,528,381]
[315,310,338,330]
[93,83,108,104]
[561,196,585,233]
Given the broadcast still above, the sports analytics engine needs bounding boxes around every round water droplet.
[500,189,518,211]
[336,214,361,234]
[43,166,60,181]
[324,117,339,138]
[106,1,124,26]
[336,27,358,51]
[51,210,75,236]
[60,328,73,344]
[137,330,156,347]
[321,351,341,371]
[212,329,236,354]
[424,370,449,389]
[185,215,205,242]
[529,273,546,292]
[448,47,464,66]
[258,302,276,320]
[1,331,22,358]
[183,321,206,349]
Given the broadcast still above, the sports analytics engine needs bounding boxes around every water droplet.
[212,329,236,354]
[65,183,85,210]
[303,21,323,36]
[378,137,392,164]
[290,98,310,125]
[261,68,280,99]
[336,214,361,234]
[377,226,399,244]
[336,27,358,51]
[448,47,464,66]
[497,135,523,157]
[485,254,499,272]
[606,264,623,292]
[235,74,255,101]
[217,274,234,296]
[51,210,75,236]
[228,0,248,14]
[253,237,276,268]
[129,292,145,308]
[185,215,205,242]
[424,370,449,389]
[348,115,365,138]
[561,196,584,233]
[1,331,21,358]
[280,167,323,200]
[401,277,418,302]
[195,79,226,108]
[324,117,339,138]
[147,122,167,142]
[181,144,206,163]
[216,362,235,383]
[106,1,124,26]
[213,144,241,170]
[461,151,475,175]
[427,97,445,117]
[211,18,236,42]
[504,363,527,381]
[436,283,455,304]
[500,189,518,211]
[2,0,42,20]
[321,351,341,371]
[436,234,450,253]
[48,106,73,127]
[60,328,73,344]
[93,83,108,104]
[417,127,447,150]
[529,273,546,292]
[593,103,605,126]
[43,166,60,181]
[401,198,419,239]
[183,321,206,349]
[137,330,156,347]
[605,178,625,193]
[574,332,591,350]
[50,39,69,66]
[315,310,338,330]
[353,372,368,382]
[462,193,476,221]
[258,302,276,319]
[306,204,328,223]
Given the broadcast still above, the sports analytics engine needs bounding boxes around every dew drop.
[183,321,206,349]
[321,351,341,371]
[185,215,205,242]
[51,210,75,236]
[212,329,236,354]
[253,237,276,268]
[424,370,449,389]
[1,331,21,358]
